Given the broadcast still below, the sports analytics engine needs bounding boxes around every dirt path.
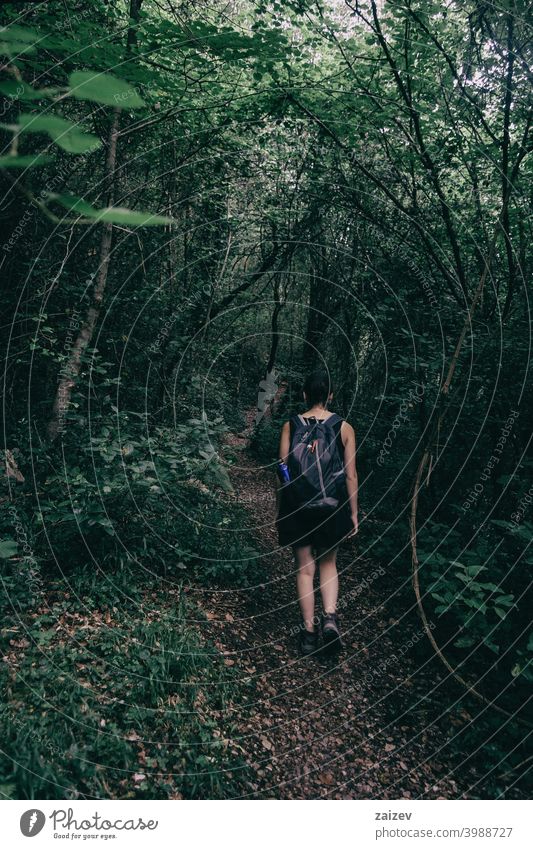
[197,414,493,799]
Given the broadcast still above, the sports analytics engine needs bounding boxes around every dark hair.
[303,370,332,406]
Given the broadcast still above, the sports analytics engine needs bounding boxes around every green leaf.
[50,128,100,154]
[37,629,55,646]
[430,592,446,603]
[48,193,95,216]
[494,594,514,606]
[0,41,36,56]
[0,25,38,58]
[16,113,101,154]
[90,207,172,226]
[0,25,40,44]
[0,80,48,101]
[0,539,18,558]
[482,637,500,654]
[455,572,470,583]
[69,71,144,108]
[454,635,475,648]
[465,564,487,578]
[490,519,512,530]
[48,193,173,226]
[0,154,53,168]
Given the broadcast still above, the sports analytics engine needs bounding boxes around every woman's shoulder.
[340,419,355,440]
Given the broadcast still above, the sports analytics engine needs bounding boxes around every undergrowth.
[0,565,254,799]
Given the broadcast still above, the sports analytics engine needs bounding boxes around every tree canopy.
[0,0,531,800]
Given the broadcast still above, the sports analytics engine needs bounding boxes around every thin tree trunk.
[47,108,120,440]
[255,279,283,426]
[266,274,284,376]
[304,246,328,369]
[47,0,143,439]
[163,202,320,390]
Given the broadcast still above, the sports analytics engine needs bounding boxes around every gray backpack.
[286,414,346,511]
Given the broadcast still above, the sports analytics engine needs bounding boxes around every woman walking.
[276,371,358,656]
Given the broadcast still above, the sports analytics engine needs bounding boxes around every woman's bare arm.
[276,421,290,514]
[341,421,358,535]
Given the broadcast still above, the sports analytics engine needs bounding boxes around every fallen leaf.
[126,731,141,742]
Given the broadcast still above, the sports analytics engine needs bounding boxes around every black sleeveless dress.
[276,415,354,551]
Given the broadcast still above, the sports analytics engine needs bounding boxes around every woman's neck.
[305,405,330,418]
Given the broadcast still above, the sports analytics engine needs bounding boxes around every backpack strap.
[290,413,344,455]
[324,413,342,428]
[319,414,344,460]
[288,414,303,445]
[332,417,344,460]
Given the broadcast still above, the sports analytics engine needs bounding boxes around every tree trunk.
[47,108,120,440]
[255,279,283,426]
[304,248,328,369]
[47,0,143,439]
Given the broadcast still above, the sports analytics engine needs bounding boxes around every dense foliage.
[0,0,531,799]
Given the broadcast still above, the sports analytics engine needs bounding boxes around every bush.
[249,415,284,464]
[3,398,259,584]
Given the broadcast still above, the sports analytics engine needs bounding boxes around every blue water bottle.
[277,461,290,483]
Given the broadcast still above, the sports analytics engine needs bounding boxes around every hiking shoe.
[321,613,343,653]
[299,628,319,656]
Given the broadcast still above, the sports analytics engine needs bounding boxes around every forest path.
[198,410,485,800]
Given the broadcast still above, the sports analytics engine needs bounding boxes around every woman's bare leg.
[294,544,316,631]
[317,547,339,614]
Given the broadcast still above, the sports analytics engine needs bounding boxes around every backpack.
[284,413,346,511]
